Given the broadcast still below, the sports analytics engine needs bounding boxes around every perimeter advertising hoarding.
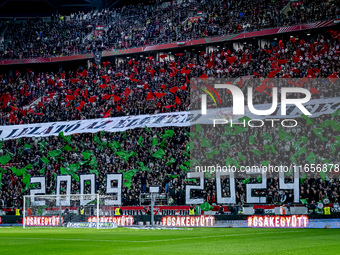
[161,215,215,227]
[87,215,134,226]
[25,216,62,226]
[247,215,309,228]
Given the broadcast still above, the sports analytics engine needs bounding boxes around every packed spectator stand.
[0,0,339,212]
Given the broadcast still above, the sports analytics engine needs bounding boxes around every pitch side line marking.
[0,230,307,243]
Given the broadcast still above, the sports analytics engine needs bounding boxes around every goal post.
[23,194,119,229]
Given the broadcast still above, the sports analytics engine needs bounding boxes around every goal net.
[23,194,128,229]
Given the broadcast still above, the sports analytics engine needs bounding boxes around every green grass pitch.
[0,227,339,255]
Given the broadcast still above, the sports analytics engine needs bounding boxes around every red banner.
[25,216,62,226]
[247,215,309,228]
[161,215,215,227]
[87,215,134,226]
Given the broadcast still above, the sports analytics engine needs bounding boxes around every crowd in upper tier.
[1,31,339,126]
[1,0,339,59]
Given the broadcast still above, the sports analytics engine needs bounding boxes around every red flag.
[307,69,315,78]
[175,53,184,56]
[200,51,205,56]
[83,89,88,99]
[128,59,133,65]
[37,113,44,116]
[99,84,107,89]
[10,113,17,122]
[123,87,131,97]
[154,93,166,98]
[102,94,111,100]
[278,40,284,49]
[175,96,181,105]
[70,79,80,84]
[48,92,55,98]
[290,37,296,43]
[143,84,149,90]
[277,59,287,65]
[255,83,267,93]
[10,106,19,111]
[282,73,290,78]
[28,107,35,114]
[103,108,112,118]
[180,85,187,90]
[328,73,338,83]
[199,73,208,80]
[292,56,301,63]
[117,105,122,113]
[310,88,319,94]
[299,39,305,45]
[81,70,88,77]
[75,101,85,111]
[88,96,97,103]
[186,75,190,84]
[38,101,45,109]
[65,99,70,107]
[47,79,54,85]
[146,91,155,100]
[164,105,176,109]
[111,84,116,90]
[148,56,153,62]
[24,91,31,97]
[312,68,321,73]
[227,56,237,64]
[169,87,179,94]
[253,71,261,77]
[73,88,80,96]
[188,64,194,68]
[159,69,165,73]
[60,73,65,79]
[115,72,122,77]
[112,95,121,102]
[66,95,75,100]
[159,54,168,59]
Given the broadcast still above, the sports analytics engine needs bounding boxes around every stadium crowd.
[1,0,340,59]
[1,31,340,126]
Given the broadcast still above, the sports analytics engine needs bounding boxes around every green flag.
[249,136,256,145]
[238,116,251,125]
[305,152,316,164]
[320,170,326,181]
[261,160,270,166]
[166,157,176,165]
[242,177,251,184]
[279,126,294,140]
[313,128,328,142]
[153,149,165,159]
[93,134,101,144]
[300,198,308,205]
[123,169,137,181]
[299,136,308,144]
[63,145,73,151]
[152,138,158,147]
[116,151,136,161]
[48,150,62,158]
[301,114,314,124]
[0,154,12,165]
[226,156,240,167]
[82,151,93,160]
[199,202,214,211]
[300,173,306,184]
[234,126,248,134]
[109,141,121,149]
[41,156,49,164]
[162,130,174,140]
[145,126,151,132]
[59,132,71,144]
[251,149,263,156]
[205,149,220,159]
[89,157,98,169]
[124,181,132,189]
[137,162,150,171]
[186,141,194,152]
[262,132,273,143]
[179,165,189,173]
[60,167,70,175]
[39,167,46,174]
[219,140,231,151]
[138,136,143,147]
[69,163,80,173]
[195,124,202,133]
[256,175,262,182]
[238,152,246,161]
[200,138,212,148]
[23,143,32,150]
